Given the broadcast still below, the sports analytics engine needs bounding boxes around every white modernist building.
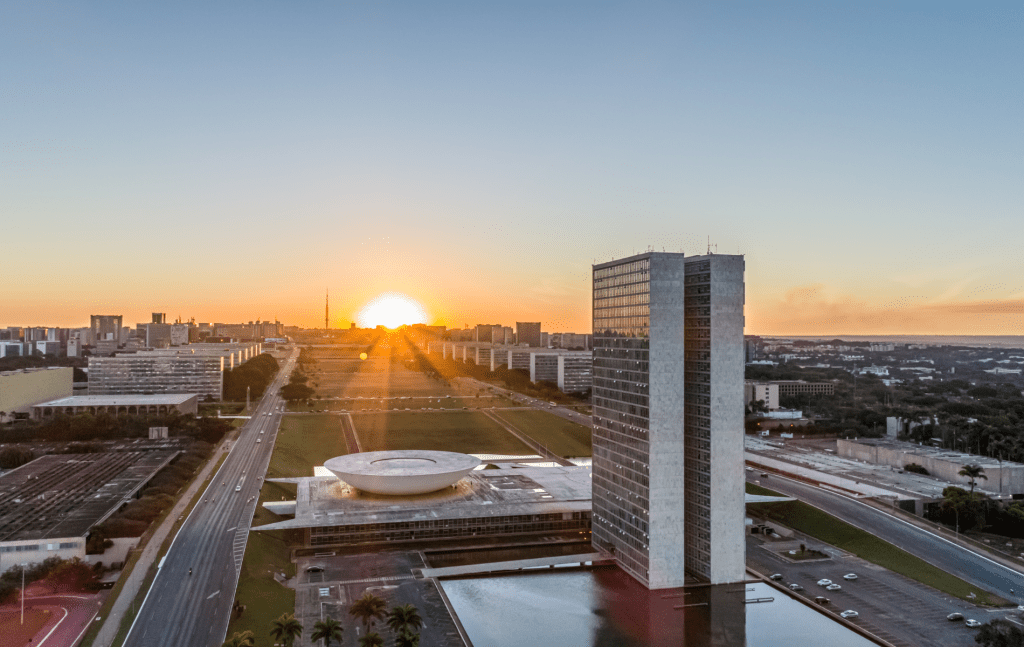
[591,252,745,589]
[324,451,481,496]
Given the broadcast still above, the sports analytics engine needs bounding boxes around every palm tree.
[358,632,385,647]
[270,613,303,647]
[223,631,255,647]
[959,464,988,494]
[349,592,387,631]
[395,629,421,647]
[386,604,424,636]
[310,617,343,646]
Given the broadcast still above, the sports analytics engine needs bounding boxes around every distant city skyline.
[2,3,1021,335]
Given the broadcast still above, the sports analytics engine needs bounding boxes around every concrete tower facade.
[591,252,745,589]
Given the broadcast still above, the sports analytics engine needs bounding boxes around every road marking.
[207,590,220,599]
[226,526,236,532]
[34,605,68,647]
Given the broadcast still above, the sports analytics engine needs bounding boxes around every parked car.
[843,573,858,581]
[817,579,832,587]
[840,610,859,619]
[946,613,964,621]
[770,574,783,581]
[789,583,804,591]
[966,619,983,628]
[826,584,842,591]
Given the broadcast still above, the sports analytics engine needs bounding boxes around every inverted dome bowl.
[324,450,481,495]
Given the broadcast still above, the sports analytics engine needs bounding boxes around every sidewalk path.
[88,437,232,647]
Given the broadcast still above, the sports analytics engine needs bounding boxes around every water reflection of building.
[591,568,746,647]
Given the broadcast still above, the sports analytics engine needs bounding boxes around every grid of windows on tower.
[592,257,655,587]
[683,259,713,579]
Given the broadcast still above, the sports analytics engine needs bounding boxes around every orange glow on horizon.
[355,292,429,329]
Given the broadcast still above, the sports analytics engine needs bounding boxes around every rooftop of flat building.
[0,366,72,377]
[0,449,179,541]
[33,394,198,407]
[843,437,1023,469]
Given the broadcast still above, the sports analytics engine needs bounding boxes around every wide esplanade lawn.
[267,415,349,478]
[352,410,534,455]
[489,409,592,457]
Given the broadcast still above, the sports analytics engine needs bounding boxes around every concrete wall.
[837,439,1024,495]
[0,367,74,421]
[0,537,85,569]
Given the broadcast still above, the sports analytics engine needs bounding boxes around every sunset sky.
[2,2,1021,335]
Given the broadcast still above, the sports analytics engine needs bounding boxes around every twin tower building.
[591,252,746,589]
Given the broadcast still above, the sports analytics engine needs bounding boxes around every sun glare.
[356,292,428,329]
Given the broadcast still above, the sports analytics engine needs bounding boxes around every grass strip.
[490,409,592,457]
[747,497,1006,606]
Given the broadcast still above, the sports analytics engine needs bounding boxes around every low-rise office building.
[0,367,74,423]
[557,353,593,394]
[88,355,226,400]
[744,381,780,410]
[773,380,835,397]
[32,394,199,419]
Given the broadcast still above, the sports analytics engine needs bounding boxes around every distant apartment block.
[0,367,74,422]
[557,353,593,393]
[88,355,226,400]
[529,353,560,384]
[592,252,745,589]
[744,381,779,410]
[516,322,542,348]
[90,315,123,343]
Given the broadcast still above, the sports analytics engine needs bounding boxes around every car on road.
[966,619,983,628]
[814,596,830,605]
[946,613,964,621]
[826,584,842,591]
[840,610,859,619]
[235,486,241,492]
[305,566,324,573]
[843,573,858,581]
[817,579,832,587]
[256,439,261,443]
[260,430,264,434]
[769,573,783,581]
[789,583,804,591]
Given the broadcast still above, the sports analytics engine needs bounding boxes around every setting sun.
[355,292,428,329]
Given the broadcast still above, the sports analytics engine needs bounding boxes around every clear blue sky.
[2,2,1021,334]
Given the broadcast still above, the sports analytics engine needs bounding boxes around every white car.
[840,610,859,619]
[817,579,832,587]
[235,485,241,492]
[826,584,842,591]
[966,619,983,628]
[769,573,783,581]
[843,573,858,581]
[789,583,804,591]
[256,439,261,443]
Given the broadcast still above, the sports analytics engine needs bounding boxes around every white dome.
[323,450,481,495]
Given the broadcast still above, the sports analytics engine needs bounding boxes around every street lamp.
[21,562,27,625]
[954,508,960,543]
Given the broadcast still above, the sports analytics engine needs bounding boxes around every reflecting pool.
[442,567,877,647]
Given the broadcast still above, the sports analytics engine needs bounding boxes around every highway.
[751,473,1024,602]
[122,348,297,647]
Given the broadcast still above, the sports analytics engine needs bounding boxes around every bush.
[0,445,34,469]
[904,463,929,475]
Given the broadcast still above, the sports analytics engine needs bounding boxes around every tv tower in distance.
[325,289,329,331]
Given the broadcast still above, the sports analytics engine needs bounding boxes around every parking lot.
[294,551,466,647]
[747,535,1014,647]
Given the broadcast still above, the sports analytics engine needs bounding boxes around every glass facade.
[683,259,713,579]
[591,256,652,584]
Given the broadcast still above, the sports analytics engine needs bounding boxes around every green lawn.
[747,498,1005,605]
[267,415,349,478]
[353,411,533,455]
[225,530,296,645]
[746,482,785,497]
[489,410,592,457]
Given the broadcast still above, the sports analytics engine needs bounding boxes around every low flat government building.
[31,394,199,419]
[0,367,74,423]
[257,452,592,547]
[0,450,179,566]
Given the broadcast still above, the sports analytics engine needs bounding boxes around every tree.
[959,464,988,494]
[223,631,256,647]
[311,617,343,646]
[270,613,303,647]
[349,592,387,631]
[387,604,424,636]
[358,633,385,647]
[975,619,1024,647]
[395,629,421,647]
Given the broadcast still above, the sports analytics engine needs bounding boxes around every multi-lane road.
[751,473,1024,602]
[123,349,297,647]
